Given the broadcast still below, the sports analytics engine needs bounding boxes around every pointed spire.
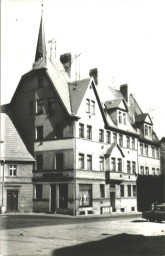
[33,8,46,67]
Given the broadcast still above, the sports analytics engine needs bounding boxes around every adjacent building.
[0,113,34,213]
[1,12,162,215]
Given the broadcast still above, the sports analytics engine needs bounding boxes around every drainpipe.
[1,160,5,213]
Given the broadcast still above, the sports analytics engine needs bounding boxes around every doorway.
[110,191,116,212]
[59,184,68,209]
[7,190,18,212]
[51,184,56,212]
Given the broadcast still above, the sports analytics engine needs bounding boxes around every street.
[0,213,165,256]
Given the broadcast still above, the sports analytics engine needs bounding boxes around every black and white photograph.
[1,0,165,255]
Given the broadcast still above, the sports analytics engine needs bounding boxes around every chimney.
[120,84,128,102]
[60,53,72,78]
[89,68,98,85]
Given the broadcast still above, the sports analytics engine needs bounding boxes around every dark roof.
[104,99,122,110]
[135,113,148,123]
[1,113,34,162]
[69,78,91,114]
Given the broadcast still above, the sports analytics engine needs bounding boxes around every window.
[117,158,122,172]
[133,185,136,197]
[140,143,143,155]
[79,123,84,138]
[79,184,92,207]
[140,166,144,175]
[144,125,148,136]
[145,167,149,175]
[55,153,63,170]
[157,168,160,175]
[99,129,104,142]
[149,126,152,137]
[48,98,55,113]
[113,133,117,143]
[36,126,43,140]
[156,149,159,159]
[144,145,148,156]
[123,113,126,125]
[9,165,17,176]
[35,184,42,199]
[127,185,131,197]
[131,138,135,149]
[38,76,43,88]
[119,111,122,124]
[106,131,111,144]
[120,185,124,197]
[87,155,92,170]
[127,161,131,173]
[152,168,155,175]
[86,99,95,114]
[56,123,63,138]
[126,136,130,148]
[119,134,123,147]
[36,100,44,114]
[132,161,136,174]
[36,155,43,170]
[152,147,155,158]
[99,157,104,171]
[87,125,92,140]
[91,101,95,114]
[86,99,90,113]
[79,154,84,169]
[111,157,116,172]
[100,185,105,198]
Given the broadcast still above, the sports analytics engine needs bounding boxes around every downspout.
[1,160,5,213]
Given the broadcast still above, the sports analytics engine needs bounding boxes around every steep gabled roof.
[11,57,72,116]
[0,113,34,162]
[68,78,91,114]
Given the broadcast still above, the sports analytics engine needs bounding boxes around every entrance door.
[7,190,18,212]
[110,192,116,212]
[59,184,68,209]
[51,184,56,212]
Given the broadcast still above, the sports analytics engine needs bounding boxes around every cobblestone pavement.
[0,214,165,256]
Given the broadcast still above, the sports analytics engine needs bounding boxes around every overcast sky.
[1,0,165,139]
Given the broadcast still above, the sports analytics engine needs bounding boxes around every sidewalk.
[1,211,142,218]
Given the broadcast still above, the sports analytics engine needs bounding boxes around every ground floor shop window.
[79,184,92,207]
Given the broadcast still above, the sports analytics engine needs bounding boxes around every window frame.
[9,164,17,177]
[36,126,44,141]
[79,154,84,169]
[79,123,84,138]
[99,157,104,171]
[87,155,92,170]
[99,129,104,142]
[87,125,92,140]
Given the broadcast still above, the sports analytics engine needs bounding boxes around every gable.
[118,100,127,111]
[76,78,107,126]
[105,143,125,158]
[145,114,152,125]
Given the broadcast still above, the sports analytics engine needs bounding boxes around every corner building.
[7,12,161,215]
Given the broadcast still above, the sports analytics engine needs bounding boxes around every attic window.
[38,76,44,88]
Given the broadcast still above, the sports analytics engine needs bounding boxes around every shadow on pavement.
[52,233,165,256]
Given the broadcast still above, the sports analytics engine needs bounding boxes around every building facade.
[3,12,162,215]
[0,113,34,213]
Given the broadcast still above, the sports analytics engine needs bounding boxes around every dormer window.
[36,100,44,114]
[118,111,127,126]
[123,113,126,125]
[119,111,122,124]
[144,125,148,136]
